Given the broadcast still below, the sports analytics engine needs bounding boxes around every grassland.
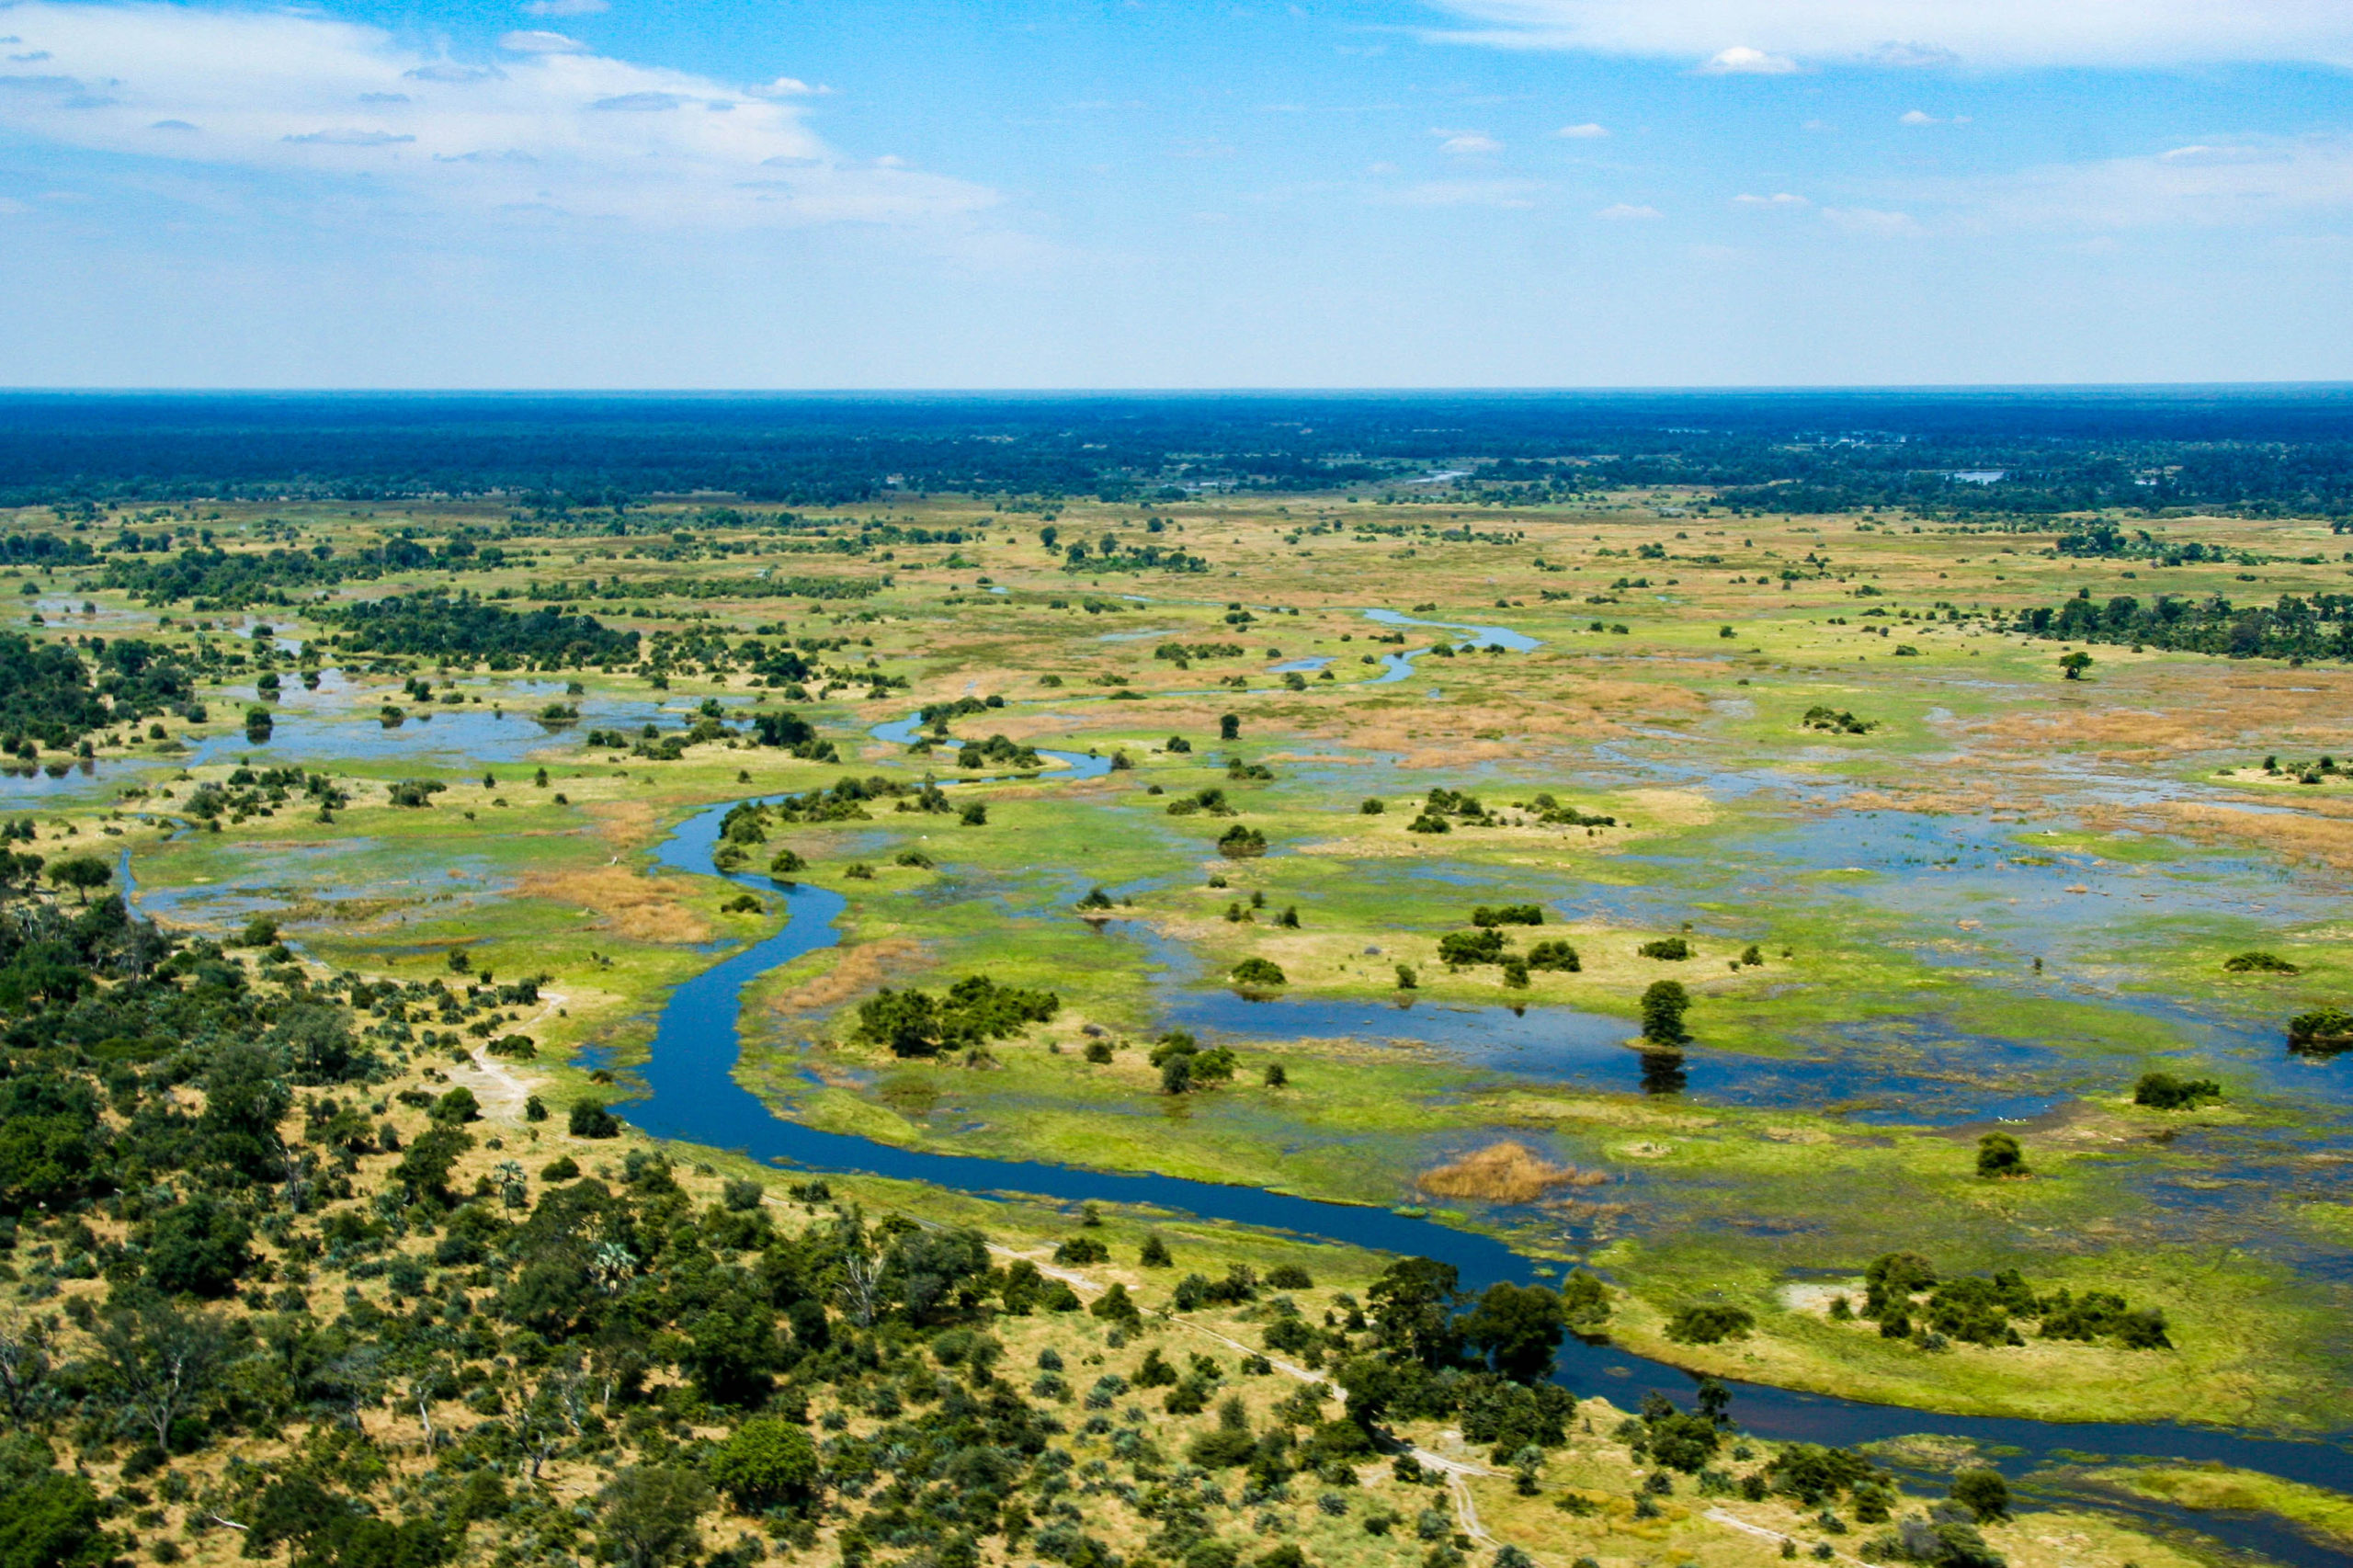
[13,484,2353,1457]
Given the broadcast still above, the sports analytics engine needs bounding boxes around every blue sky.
[2,0,2349,387]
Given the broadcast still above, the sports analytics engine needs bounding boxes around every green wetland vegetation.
[4,403,2353,1568]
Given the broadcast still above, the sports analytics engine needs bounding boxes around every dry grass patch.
[767,936,925,1016]
[515,865,712,943]
[1418,1140,1607,1203]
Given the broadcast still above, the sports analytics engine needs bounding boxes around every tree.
[1950,1468,2011,1523]
[1975,1132,2027,1178]
[1461,1281,1567,1382]
[42,857,109,904]
[709,1417,820,1512]
[1640,980,1690,1044]
[1368,1256,1461,1367]
[0,1316,53,1424]
[1219,713,1240,741]
[884,1225,991,1322]
[248,1473,346,1563]
[597,1467,711,1568]
[1231,957,1286,987]
[142,1195,253,1298]
[93,1294,230,1452]
[679,1294,782,1408]
[0,1459,111,1568]
[392,1125,473,1203]
[2058,651,2093,680]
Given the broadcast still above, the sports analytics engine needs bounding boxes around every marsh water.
[608,794,2353,1566]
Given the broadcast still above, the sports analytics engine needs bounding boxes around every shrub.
[1526,939,1580,971]
[1974,1132,2027,1177]
[1232,957,1287,987]
[2223,951,2298,973]
[1665,1303,1756,1344]
[540,1155,579,1181]
[1218,824,1268,858]
[569,1102,621,1138]
[1438,928,1507,966]
[1360,798,1385,814]
[1949,1469,2010,1524]
[1638,937,1691,960]
[2133,1072,2222,1109]
[1472,903,1544,927]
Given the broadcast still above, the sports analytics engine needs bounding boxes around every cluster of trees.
[324,596,640,671]
[100,537,512,609]
[1404,787,1495,835]
[1802,706,1879,735]
[0,631,199,751]
[1148,1030,1241,1093]
[852,975,1061,1059]
[1831,1253,2170,1351]
[11,390,2353,517]
[2012,588,2353,664]
[2287,1007,2353,1055]
[1154,642,1247,665]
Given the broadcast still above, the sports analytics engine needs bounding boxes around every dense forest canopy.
[4,390,2352,517]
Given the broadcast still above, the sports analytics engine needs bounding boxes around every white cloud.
[1965,135,2353,230]
[1595,201,1662,219]
[0,2,995,230]
[1426,1,2353,70]
[1822,205,1922,236]
[1700,46,1797,74]
[1553,121,1608,138]
[498,30,589,54]
[1900,108,1971,125]
[283,127,415,145]
[521,0,608,15]
[1732,190,1807,206]
[750,77,829,97]
[1385,177,1547,207]
[1432,128,1503,154]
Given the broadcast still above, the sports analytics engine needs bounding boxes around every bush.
[1232,957,1287,987]
[1526,939,1580,971]
[708,1418,819,1512]
[540,1155,579,1181]
[2223,951,2298,973]
[1472,903,1544,927]
[1360,798,1385,814]
[1665,1303,1755,1344]
[1438,928,1507,966]
[1637,937,1691,960]
[569,1102,621,1138]
[1974,1132,2027,1177]
[1218,824,1267,858]
[2132,1072,2222,1109]
[1950,1468,2010,1524]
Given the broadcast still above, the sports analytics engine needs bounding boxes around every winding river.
[619,794,2353,1566]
